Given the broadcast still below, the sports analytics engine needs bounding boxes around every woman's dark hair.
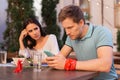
[23,17,46,49]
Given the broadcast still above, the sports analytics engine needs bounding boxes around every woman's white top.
[19,34,59,59]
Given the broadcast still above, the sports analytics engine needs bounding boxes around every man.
[46,5,118,79]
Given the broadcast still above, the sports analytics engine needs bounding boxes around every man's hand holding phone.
[44,51,54,57]
[45,53,66,70]
[44,50,55,64]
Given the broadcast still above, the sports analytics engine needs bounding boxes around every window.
[115,0,120,4]
[79,0,90,20]
[72,0,75,4]
[114,0,120,28]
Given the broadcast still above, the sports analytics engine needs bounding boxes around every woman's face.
[26,23,41,40]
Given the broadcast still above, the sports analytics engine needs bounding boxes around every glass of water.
[32,50,42,72]
[0,51,7,64]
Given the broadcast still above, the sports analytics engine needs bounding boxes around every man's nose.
[66,30,70,35]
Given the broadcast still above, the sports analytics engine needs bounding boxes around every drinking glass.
[0,51,7,64]
[32,50,42,72]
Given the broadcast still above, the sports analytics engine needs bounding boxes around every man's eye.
[67,26,73,29]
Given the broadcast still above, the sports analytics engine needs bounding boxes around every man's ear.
[79,19,84,26]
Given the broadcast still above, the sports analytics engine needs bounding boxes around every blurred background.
[0,0,120,53]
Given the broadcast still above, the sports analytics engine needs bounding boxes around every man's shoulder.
[93,25,111,34]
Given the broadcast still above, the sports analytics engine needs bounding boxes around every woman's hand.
[19,29,27,42]
[46,54,66,70]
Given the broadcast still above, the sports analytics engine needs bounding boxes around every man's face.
[62,18,84,40]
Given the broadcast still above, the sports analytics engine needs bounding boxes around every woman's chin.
[33,37,39,40]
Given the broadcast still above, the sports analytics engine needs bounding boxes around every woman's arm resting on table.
[19,29,30,58]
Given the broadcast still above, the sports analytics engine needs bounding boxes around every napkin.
[12,58,30,67]
[13,60,22,73]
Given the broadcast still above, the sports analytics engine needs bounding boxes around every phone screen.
[44,51,54,57]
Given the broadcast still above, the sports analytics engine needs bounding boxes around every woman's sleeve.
[18,48,30,58]
[49,34,60,55]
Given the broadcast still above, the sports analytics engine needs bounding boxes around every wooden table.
[0,66,98,80]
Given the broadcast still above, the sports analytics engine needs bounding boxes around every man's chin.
[70,37,76,40]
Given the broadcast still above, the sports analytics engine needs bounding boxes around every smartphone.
[44,51,54,57]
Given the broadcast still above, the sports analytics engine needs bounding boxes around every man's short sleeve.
[65,36,72,47]
[96,27,113,48]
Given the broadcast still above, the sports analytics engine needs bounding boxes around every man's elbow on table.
[99,62,112,73]
[100,66,111,73]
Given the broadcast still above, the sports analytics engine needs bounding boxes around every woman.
[19,17,59,62]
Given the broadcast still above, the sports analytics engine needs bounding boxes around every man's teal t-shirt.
[65,23,118,80]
